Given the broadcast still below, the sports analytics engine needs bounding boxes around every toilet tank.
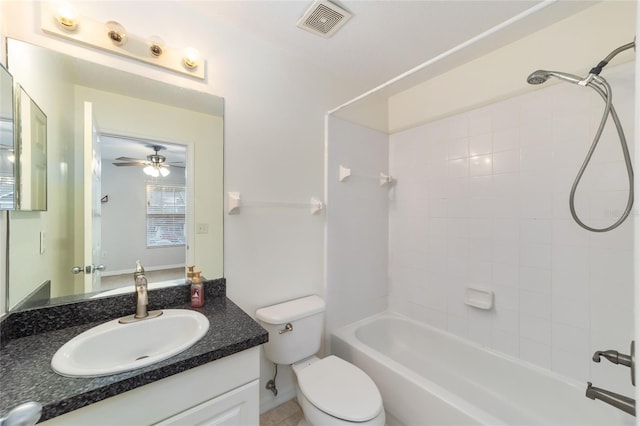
[256,295,325,365]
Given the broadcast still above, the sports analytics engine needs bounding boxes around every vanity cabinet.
[40,347,260,426]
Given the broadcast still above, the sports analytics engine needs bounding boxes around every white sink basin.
[51,309,209,377]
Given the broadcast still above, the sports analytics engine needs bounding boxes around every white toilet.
[256,295,385,426]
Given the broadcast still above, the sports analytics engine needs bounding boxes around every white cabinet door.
[156,380,259,426]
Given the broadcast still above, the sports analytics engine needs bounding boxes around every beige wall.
[389,1,637,133]
[7,41,76,307]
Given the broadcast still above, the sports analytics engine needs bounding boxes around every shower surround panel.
[388,62,635,396]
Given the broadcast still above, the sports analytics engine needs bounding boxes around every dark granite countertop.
[0,281,268,422]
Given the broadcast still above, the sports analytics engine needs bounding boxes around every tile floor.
[260,399,303,426]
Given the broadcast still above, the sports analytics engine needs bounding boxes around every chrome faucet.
[585,382,635,417]
[593,349,633,368]
[585,341,636,417]
[134,272,149,319]
[119,261,162,324]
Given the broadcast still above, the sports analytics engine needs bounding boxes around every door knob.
[71,266,84,274]
[94,264,106,271]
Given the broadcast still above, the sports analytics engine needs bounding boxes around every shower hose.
[569,74,634,232]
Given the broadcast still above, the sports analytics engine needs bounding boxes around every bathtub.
[331,313,633,426]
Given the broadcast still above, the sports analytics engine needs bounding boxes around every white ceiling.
[186,0,597,92]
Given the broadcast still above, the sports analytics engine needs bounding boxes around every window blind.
[146,184,186,247]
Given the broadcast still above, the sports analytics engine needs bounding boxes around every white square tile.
[552,318,590,353]
[427,140,449,162]
[520,219,552,244]
[491,99,520,130]
[551,244,588,273]
[469,133,493,156]
[492,127,519,152]
[448,158,469,178]
[519,243,551,269]
[552,347,589,383]
[520,143,552,171]
[493,173,520,195]
[469,154,493,177]
[493,306,519,333]
[467,218,492,239]
[551,278,589,332]
[520,314,551,344]
[448,137,469,159]
[469,110,493,136]
[519,266,551,294]
[520,170,553,194]
[492,263,519,288]
[519,192,552,219]
[469,176,493,197]
[492,218,519,241]
[520,290,552,322]
[493,240,519,265]
[493,149,520,174]
[468,197,494,218]
[493,285,519,311]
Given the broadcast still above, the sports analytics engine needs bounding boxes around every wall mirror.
[0,64,15,210]
[6,38,224,311]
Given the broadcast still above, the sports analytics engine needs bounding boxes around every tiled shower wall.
[388,62,635,393]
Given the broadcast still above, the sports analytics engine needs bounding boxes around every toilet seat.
[296,356,383,422]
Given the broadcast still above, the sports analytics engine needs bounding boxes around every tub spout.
[585,382,635,417]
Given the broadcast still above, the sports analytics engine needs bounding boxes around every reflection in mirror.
[16,85,48,211]
[0,64,15,210]
[99,136,187,294]
[6,39,224,311]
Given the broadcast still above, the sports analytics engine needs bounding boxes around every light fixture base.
[41,3,205,79]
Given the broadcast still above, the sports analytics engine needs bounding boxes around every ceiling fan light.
[143,165,159,177]
[159,167,170,177]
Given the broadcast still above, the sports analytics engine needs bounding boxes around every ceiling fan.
[112,145,184,177]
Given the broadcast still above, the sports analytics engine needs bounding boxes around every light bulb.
[56,2,77,31]
[183,47,200,70]
[159,167,170,177]
[143,165,159,177]
[148,36,164,57]
[105,21,127,46]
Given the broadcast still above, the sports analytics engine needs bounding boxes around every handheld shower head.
[526,70,584,85]
[526,70,550,85]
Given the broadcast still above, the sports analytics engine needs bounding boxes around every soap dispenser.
[190,270,204,308]
[186,264,195,285]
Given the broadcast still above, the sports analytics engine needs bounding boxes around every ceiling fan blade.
[112,161,148,167]
[166,164,185,169]
[115,156,144,162]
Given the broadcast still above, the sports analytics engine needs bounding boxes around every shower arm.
[580,39,636,85]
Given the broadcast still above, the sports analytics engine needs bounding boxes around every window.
[146,184,186,248]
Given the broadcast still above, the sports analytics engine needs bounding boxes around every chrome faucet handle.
[592,341,635,387]
[592,350,630,366]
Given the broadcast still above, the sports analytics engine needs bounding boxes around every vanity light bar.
[40,2,205,80]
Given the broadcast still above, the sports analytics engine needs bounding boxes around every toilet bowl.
[293,356,385,426]
[256,295,385,426]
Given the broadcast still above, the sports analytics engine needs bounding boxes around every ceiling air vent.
[297,0,352,38]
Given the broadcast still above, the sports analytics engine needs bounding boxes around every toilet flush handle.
[279,323,293,334]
